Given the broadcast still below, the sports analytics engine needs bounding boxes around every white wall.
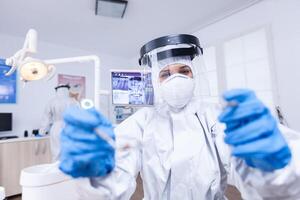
[193,0,300,131]
[0,33,130,137]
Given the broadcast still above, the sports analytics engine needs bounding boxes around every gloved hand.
[218,89,291,171]
[59,106,115,178]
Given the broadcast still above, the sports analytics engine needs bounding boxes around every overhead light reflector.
[19,59,54,81]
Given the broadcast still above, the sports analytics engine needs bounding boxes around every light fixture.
[95,0,128,18]
[3,29,102,109]
[19,58,55,81]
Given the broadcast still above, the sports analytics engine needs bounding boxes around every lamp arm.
[5,49,25,76]
[4,29,38,76]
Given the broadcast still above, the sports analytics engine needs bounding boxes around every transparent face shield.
[140,42,211,108]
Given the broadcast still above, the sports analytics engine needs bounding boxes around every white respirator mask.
[159,74,195,110]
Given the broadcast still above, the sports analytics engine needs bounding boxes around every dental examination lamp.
[3,29,55,81]
[2,29,101,109]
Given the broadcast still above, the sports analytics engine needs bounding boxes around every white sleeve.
[229,125,300,200]
[75,109,147,200]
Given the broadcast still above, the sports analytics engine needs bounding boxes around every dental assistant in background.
[39,84,79,161]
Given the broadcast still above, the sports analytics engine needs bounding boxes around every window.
[223,28,276,110]
[201,46,219,103]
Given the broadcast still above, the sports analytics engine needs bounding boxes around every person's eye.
[179,68,192,75]
[159,71,170,79]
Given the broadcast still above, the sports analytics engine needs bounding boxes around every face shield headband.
[139,34,203,67]
[55,84,70,91]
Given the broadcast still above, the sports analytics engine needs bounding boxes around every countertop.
[0,136,50,144]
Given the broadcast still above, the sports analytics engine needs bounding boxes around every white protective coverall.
[76,100,300,200]
[40,86,79,161]
[74,35,300,200]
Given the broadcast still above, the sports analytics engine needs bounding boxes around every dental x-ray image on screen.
[111,70,154,106]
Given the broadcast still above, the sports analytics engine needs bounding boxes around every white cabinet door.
[0,142,22,196]
[0,138,51,197]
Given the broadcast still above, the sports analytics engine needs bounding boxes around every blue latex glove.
[59,106,115,178]
[218,89,291,171]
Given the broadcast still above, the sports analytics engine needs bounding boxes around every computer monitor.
[0,113,12,132]
[111,70,154,106]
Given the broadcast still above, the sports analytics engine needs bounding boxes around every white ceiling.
[0,0,261,59]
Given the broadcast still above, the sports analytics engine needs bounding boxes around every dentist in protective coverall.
[40,84,79,161]
[59,34,300,199]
